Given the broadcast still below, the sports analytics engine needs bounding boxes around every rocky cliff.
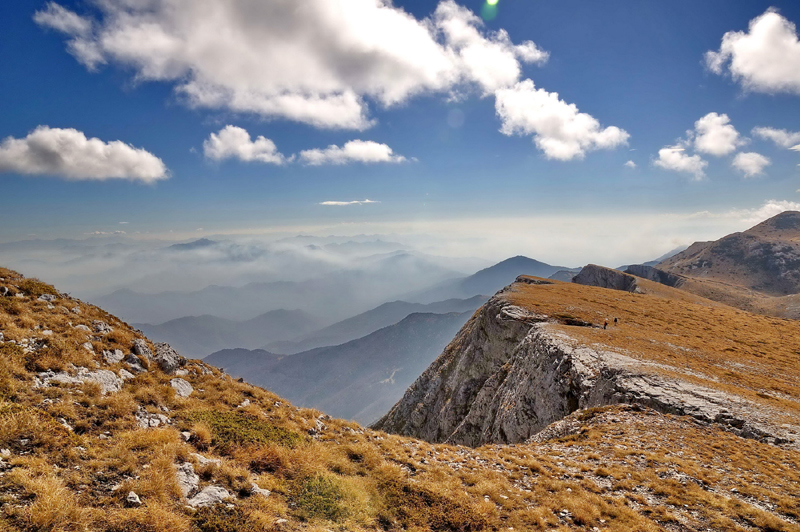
[374,275,800,448]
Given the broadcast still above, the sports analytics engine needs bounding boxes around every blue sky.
[1,0,800,264]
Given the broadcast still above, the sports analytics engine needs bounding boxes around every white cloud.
[300,140,407,166]
[752,127,800,148]
[740,199,800,224]
[35,0,548,130]
[654,146,708,180]
[494,79,629,160]
[624,160,636,169]
[693,112,743,156]
[203,126,287,164]
[0,126,168,183]
[732,152,771,178]
[319,199,380,206]
[792,144,800,152]
[705,9,800,95]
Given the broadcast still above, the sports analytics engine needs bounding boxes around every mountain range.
[206,311,473,425]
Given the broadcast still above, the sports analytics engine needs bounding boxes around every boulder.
[126,491,141,507]
[38,294,57,302]
[103,349,125,364]
[175,462,199,497]
[83,370,123,394]
[170,378,193,398]
[154,343,185,374]
[132,339,152,359]
[186,486,232,508]
[118,369,135,380]
[125,354,147,374]
[572,264,641,293]
[74,324,91,332]
[92,321,113,334]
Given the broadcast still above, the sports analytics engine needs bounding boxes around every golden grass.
[506,277,800,417]
[1,268,800,531]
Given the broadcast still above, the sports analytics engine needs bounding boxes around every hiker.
[614,317,618,326]
[603,319,608,329]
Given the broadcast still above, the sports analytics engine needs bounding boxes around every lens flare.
[487,0,499,5]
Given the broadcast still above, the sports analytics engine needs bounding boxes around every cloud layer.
[495,80,629,160]
[752,127,800,148]
[203,126,287,164]
[35,0,545,130]
[693,113,743,156]
[732,152,771,178]
[35,0,627,161]
[319,199,380,206]
[654,146,707,180]
[706,9,800,95]
[300,141,407,166]
[0,126,168,182]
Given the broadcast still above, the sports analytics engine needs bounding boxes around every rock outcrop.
[374,293,797,448]
[623,264,685,288]
[572,264,641,292]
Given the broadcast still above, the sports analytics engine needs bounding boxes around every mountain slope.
[654,211,800,318]
[134,309,322,358]
[409,255,570,302]
[375,274,800,448]
[263,295,488,354]
[208,311,474,424]
[2,267,800,531]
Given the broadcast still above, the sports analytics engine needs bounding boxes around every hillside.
[656,211,800,318]
[134,310,323,358]
[2,267,800,531]
[409,255,569,303]
[208,311,473,424]
[376,272,800,450]
[263,296,487,355]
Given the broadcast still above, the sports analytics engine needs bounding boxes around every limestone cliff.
[374,277,800,448]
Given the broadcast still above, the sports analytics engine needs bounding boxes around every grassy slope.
[1,267,799,531]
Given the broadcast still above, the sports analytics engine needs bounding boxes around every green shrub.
[295,474,348,522]
[185,410,303,452]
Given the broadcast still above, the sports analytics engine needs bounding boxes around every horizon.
[2,0,800,295]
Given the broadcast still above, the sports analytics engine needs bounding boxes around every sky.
[2,0,800,267]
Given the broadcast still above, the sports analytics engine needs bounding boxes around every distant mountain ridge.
[206,311,473,424]
[408,255,571,303]
[134,309,322,358]
[264,295,488,354]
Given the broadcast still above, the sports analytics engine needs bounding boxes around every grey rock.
[180,431,192,442]
[0,332,4,342]
[154,343,185,374]
[572,264,641,293]
[176,462,199,497]
[375,294,799,448]
[126,491,141,506]
[125,354,147,374]
[250,484,271,498]
[186,486,232,508]
[0,287,8,296]
[132,339,152,359]
[191,453,221,467]
[118,368,135,380]
[82,342,94,352]
[170,378,193,398]
[103,349,125,364]
[74,324,91,332]
[83,369,123,394]
[92,321,112,334]
[38,294,57,302]
[136,408,170,429]
[624,264,684,288]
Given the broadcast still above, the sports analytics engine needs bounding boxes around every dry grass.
[1,267,799,531]
[506,276,800,417]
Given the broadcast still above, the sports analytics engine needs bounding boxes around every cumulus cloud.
[0,126,168,183]
[705,9,800,95]
[693,112,743,156]
[494,79,629,160]
[752,127,800,148]
[654,146,708,180]
[319,199,380,206]
[740,199,800,224]
[34,0,548,130]
[299,140,407,166]
[203,126,287,164]
[624,160,636,169]
[732,152,770,178]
